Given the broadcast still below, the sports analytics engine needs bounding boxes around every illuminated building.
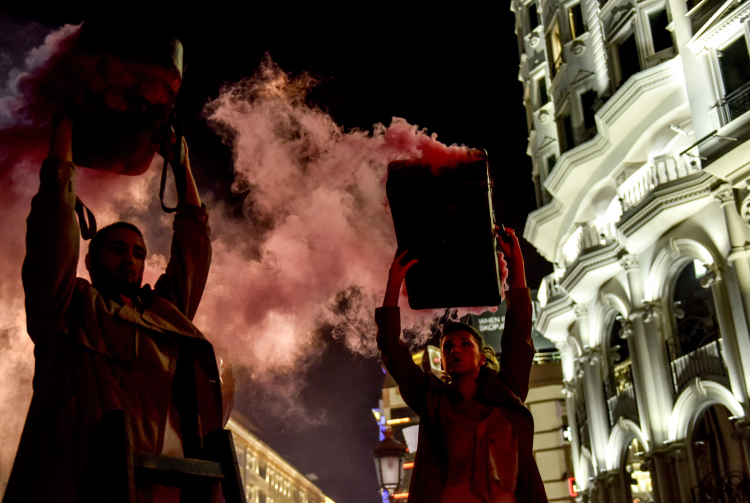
[514,0,750,498]
[215,413,334,503]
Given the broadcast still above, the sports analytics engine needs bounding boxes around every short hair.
[88,222,145,258]
[440,322,500,372]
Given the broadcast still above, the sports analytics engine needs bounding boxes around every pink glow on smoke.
[0,29,506,473]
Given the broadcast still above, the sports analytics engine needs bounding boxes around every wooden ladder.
[85,410,247,503]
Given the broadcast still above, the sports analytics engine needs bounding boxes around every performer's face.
[86,228,147,295]
[441,331,486,378]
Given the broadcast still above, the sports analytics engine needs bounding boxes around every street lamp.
[372,427,407,501]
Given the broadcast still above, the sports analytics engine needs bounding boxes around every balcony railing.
[665,338,727,395]
[617,154,702,213]
[693,472,750,503]
[561,219,617,266]
[604,363,639,427]
[722,81,750,123]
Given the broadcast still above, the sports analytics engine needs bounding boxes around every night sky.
[1,5,551,502]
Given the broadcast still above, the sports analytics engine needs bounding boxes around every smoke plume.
[0,23,495,473]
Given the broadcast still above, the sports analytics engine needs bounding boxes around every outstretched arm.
[154,139,211,320]
[376,250,431,415]
[497,228,535,402]
[22,117,80,344]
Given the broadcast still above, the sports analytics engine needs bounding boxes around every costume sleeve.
[375,306,429,416]
[22,159,80,344]
[154,204,212,321]
[499,288,535,402]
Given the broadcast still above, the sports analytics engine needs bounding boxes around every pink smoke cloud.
[0,28,501,477]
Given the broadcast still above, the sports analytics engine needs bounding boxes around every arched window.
[671,260,719,354]
[667,260,724,393]
[604,316,638,427]
[691,404,749,498]
[623,438,652,502]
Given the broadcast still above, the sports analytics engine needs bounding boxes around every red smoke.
[0,27,503,471]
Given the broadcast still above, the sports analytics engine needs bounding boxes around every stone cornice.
[617,172,718,237]
[559,240,625,294]
[524,198,564,249]
[536,292,576,335]
[544,58,680,198]
[686,0,750,55]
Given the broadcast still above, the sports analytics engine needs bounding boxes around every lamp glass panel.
[379,455,402,488]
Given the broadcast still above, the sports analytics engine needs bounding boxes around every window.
[546,154,557,175]
[648,9,673,53]
[568,3,586,39]
[559,112,575,151]
[537,76,549,108]
[580,89,597,132]
[719,36,750,121]
[719,37,750,96]
[671,260,719,355]
[615,33,641,87]
[528,2,541,31]
[547,20,564,78]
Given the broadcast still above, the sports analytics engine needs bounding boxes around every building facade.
[227,414,334,503]
[514,0,750,498]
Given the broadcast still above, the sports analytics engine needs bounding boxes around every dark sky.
[2,5,551,502]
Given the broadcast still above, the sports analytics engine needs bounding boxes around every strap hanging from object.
[159,111,187,213]
[75,196,97,240]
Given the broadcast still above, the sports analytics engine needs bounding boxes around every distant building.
[220,413,335,503]
[513,0,750,498]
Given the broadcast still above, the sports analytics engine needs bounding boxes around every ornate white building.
[228,413,335,503]
[513,0,750,498]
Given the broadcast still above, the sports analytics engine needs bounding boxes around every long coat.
[2,159,224,503]
[375,288,548,503]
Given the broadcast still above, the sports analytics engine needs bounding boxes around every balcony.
[721,81,750,124]
[665,337,728,395]
[604,362,639,428]
[617,154,702,213]
[692,472,750,503]
[561,219,617,267]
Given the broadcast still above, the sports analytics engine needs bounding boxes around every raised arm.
[497,228,535,402]
[376,250,431,415]
[154,139,211,320]
[22,117,80,344]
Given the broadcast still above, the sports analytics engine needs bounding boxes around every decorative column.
[621,255,674,445]
[733,418,750,472]
[702,263,749,410]
[649,449,679,503]
[606,470,626,503]
[669,443,694,503]
[563,377,585,489]
[716,187,750,395]
[576,305,611,473]
[618,317,652,444]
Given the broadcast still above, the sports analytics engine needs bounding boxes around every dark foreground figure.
[3,117,230,503]
[376,230,548,503]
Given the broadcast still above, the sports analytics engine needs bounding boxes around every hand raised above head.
[495,226,526,289]
[383,249,419,307]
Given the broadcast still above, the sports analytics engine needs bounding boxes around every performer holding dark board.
[377,152,547,503]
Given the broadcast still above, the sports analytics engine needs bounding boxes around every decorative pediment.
[686,0,750,55]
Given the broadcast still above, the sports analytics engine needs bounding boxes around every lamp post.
[372,427,407,502]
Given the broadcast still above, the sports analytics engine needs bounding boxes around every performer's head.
[85,222,146,298]
[440,323,499,379]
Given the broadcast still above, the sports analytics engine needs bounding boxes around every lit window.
[547,20,564,77]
